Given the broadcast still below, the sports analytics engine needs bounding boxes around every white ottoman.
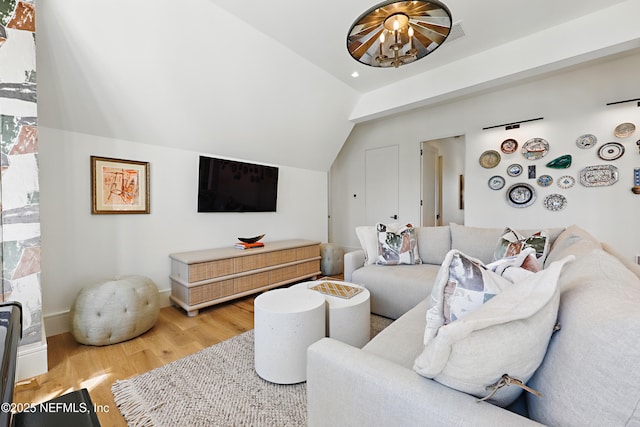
[254,288,326,384]
[292,280,371,348]
[70,275,160,346]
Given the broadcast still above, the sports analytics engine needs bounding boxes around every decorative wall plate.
[557,175,575,189]
[543,194,567,211]
[614,122,636,138]
[576,134,597,149]
[488,175,505,190]
[506,163,523,177]
[521,138,549,160]
[597,142,625,161]
[537,175,553,187]
[506,183,536,208]
[579,165,619,187]
[500,139,518,154]
[479,150,501,168]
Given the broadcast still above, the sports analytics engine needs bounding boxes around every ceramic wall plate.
[597,142,625,161]
[521,138,549,160]
[614,122,636,138]
[506,183,536,208]
[579,165,619,187]
[537,175,553,187]
[488,175,505,190]
[576,134,597,149]
[479,150,501,168]
[506,164,523,177]
[543,194,567,211]
[500,139,518,154]
[557,175,575,189]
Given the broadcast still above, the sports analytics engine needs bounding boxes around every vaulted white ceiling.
[35,0,640,171]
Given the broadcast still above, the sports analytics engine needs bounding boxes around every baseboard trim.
[44,289,172,337]
[17,325,48,381]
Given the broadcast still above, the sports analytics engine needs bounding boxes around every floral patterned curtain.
[0,1,42,345]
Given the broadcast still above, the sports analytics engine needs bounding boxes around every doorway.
[420,136,465,227]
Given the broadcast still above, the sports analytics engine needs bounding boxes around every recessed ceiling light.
[351,71,359,78]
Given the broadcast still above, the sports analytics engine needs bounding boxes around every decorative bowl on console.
[238,234,265,244]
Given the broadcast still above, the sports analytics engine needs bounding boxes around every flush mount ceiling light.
[347,0,452,68]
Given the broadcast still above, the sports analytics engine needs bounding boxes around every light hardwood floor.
[14,295,257,426]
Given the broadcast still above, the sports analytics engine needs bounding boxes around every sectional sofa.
[307,224,640,426]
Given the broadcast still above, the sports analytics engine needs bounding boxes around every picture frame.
[91,156,150,214]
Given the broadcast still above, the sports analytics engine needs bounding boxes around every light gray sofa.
[307,224,640,426]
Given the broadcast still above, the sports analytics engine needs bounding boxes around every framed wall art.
[91,156,150,214]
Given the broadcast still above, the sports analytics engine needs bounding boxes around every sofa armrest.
[344,249,365,282]
[307,338,543,427]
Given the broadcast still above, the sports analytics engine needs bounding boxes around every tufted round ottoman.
[320,243,344,276]
[70,275,160,346]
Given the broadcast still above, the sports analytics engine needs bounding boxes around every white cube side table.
[254,288,326,384]
[292,280,371,348]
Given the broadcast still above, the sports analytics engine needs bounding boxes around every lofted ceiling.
[34,0,640,171]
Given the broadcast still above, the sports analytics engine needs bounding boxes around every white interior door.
[365,145,399,225]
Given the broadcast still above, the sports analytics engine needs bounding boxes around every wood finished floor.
[13,295,257,427]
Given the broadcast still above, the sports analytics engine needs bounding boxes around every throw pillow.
[355,226,378,265]
[414,250,574,407]
[494,227,550,268]
[486,247,540,283]
[375,223,421,265]
[436,251,514,324]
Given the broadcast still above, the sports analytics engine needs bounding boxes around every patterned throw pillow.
[375,223,421,265]
[415,249,574,407]
[494,227,550,268]
[440,251,515,324]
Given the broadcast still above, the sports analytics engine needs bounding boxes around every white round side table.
[254,288,326,384]
[292,280,371,348]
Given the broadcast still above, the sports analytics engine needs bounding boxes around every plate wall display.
[597,142,625,161]
[488,175,506,190]
[575,134,597,149]
[521,138,549,160]
[543,194,567,211]
[479,150,501,168]
[506,163,523,177]
[506,183,536,208]
[579,165,619,187]
[614,122,636,138]
[500,139,518,154]
[557,175,575,189]
[537,175,553,187]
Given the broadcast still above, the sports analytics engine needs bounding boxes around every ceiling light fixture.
[347,0,452,68]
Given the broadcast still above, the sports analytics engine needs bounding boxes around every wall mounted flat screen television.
[198,156,279,212]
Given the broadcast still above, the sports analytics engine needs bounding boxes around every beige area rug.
[112,315,393,427]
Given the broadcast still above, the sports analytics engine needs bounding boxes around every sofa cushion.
[414,251,574,407]
[352,264,441,319]
[528,246,640,425]
[450,223,504,264]
[493,227,550,268]
[363,299,429,369]
[375,223,421,265]
[415,225,451,264]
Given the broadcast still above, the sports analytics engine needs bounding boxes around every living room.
[2,0,640,425]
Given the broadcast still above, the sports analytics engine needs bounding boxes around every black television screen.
[198,156,279,212]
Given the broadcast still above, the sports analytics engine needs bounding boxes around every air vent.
[446,21,466,43]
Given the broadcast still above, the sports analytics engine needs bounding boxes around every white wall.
[39,127,328,333]
[331,51,640,261]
